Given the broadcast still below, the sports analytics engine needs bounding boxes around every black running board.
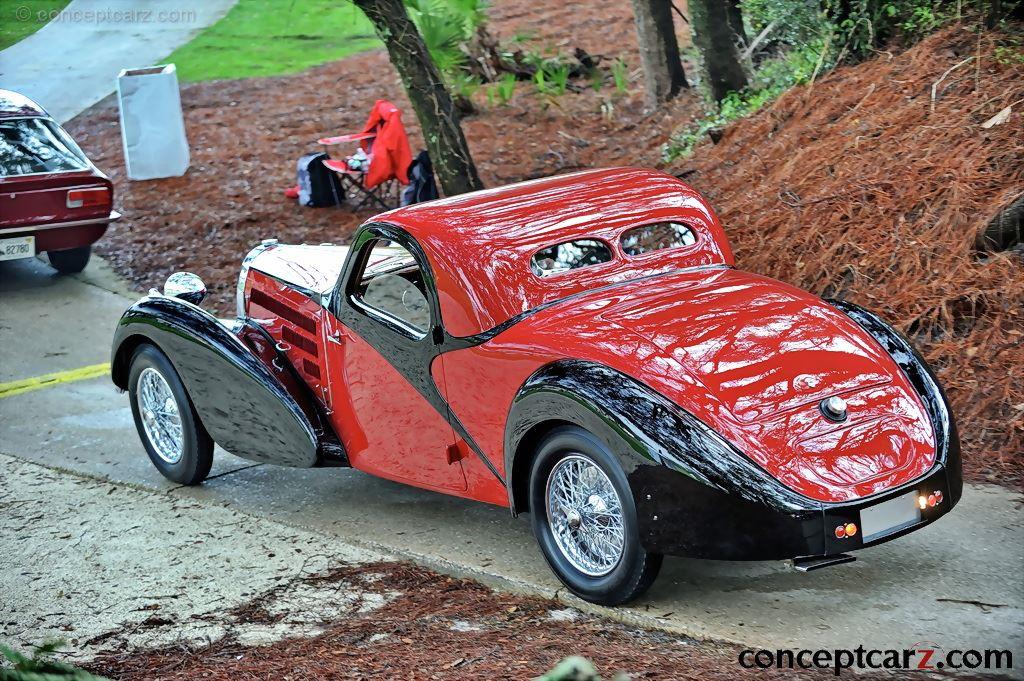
[792,554,856,572]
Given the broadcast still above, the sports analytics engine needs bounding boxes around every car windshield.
[0,117,89,176]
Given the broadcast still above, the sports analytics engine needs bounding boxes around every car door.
[322,224,467,493]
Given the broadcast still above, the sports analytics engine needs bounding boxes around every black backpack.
[401,150,439,206]
[296,152,343,207]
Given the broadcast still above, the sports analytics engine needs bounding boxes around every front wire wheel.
[128,344,213,485]
[136,367,185,464]
[530,426,662,605]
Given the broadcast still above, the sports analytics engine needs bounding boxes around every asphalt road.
[1,255,1022,674]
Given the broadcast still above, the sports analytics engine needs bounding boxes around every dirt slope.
[673,25,1023,485]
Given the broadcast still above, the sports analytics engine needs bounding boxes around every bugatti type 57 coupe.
[111,168,961,605]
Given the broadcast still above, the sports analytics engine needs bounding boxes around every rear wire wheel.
[529,426,662,605]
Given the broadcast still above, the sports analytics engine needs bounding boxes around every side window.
[620,222,697,256]
[352,240,430,338]
[530,239,613,278]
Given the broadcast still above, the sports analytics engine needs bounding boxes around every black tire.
[47,245,91,274]
[529,426,663,605]
[128,344,213,485]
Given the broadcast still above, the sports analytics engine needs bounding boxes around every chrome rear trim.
[0,211,120,235]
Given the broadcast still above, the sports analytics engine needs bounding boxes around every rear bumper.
[636,453,961,561]
[0,211,119,251]
[816,460,960,556]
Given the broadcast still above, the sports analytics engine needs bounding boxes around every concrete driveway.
[1,452,383,658]
[0,0,237,122]
[1,255,1022,674]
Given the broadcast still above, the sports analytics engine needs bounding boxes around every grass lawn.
[0,0,71,50]
[164,0,380,82]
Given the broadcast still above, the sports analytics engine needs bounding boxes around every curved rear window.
[621,222,697,256]
[531,239,612,278]
[0,117,89,176]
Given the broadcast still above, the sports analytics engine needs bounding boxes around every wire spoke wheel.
[545,454,625,577]
[136,367,184,464]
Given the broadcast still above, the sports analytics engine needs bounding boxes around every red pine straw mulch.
[85,562,877,680]
[672,24,1023,486]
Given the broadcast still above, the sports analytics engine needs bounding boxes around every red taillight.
[934,490,943,505]
[835,523,858,539]
[67,187,110,209]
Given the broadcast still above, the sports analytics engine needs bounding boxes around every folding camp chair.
[319,100,412,212]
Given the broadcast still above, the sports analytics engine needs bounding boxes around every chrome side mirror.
[163,271,207,305]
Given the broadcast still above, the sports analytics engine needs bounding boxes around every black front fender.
[111,295,320,467]
[504,360,825,560]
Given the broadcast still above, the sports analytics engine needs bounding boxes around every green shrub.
[403,0,488,75]
[489,71,517,105]
[663,41,825,161]
[828,0,953,58]
[534,62,571,96]
[611,57,630,95]
[0,641,108,681]
[744,0,960,65]
[511,28,537,43]
[741,0,956,61]
[742,0,826,47]
[447,70,481,100]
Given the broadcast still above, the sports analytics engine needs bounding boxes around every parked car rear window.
[531,239,613,278]
[620,222,697,256]
[0,117,89,176]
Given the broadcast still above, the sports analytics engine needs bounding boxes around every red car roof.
[0,89,48,119]
[378,167,734,337]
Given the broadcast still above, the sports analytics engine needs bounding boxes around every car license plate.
[860,490,921,541]
[0,236,35,261]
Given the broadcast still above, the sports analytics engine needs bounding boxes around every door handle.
[328,329,346,345]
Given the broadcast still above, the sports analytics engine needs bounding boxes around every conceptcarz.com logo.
[738,641,1013,675]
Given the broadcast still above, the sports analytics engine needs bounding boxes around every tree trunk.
[725,0,748,48]
[352,0,483,196]
[690,0,749,102]
[985,0,1002,27]
[630,0,689,108]
[976,193,1023,253]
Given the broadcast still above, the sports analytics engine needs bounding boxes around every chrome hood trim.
[239,242,350,313]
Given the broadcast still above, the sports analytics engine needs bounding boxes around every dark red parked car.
[110,168,961,605]
[0,89,119,273]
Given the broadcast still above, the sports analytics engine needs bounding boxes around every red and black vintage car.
[111,168,961,605]
[0,89,118,273]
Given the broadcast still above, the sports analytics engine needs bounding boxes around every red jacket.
[361,100,412,188]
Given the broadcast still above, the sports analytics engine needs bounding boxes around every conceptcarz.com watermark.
[13,5,198,25]
[738,642,1013,676]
